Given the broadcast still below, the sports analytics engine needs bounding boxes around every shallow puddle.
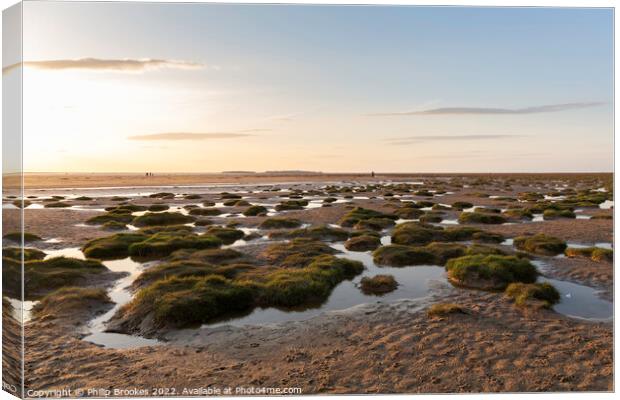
[207,239,447,328]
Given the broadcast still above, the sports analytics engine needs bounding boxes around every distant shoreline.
[2,171,612,190]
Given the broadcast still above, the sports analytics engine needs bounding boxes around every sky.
[9,3,614,173]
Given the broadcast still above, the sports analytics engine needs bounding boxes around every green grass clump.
[344,235,381,252]
[243,205,268,216]
[419,212,443,223]
[445,254,538,290]
[269,225,349,242]
[565,247,613,262]
[44,201,71,208]
[591,214,612,220]
[3,256,108,299]
[465,244,506,256]
[260,238,336,267]
[360,274,398,295]
[148,204,170,212]
[424,242,467,264]
[275,200,308,211]
[502,208,534,220]
[451,202,473,210]
[149,192,175,199]
[391,222,485,246]
[204,227,245,244]
[74,196,94,201]
[323,197,338,203]
[220,193,242,199]
[542,209,576,220]
[513,234,567,256]
[223,199,250,207]
[354,217,396,231]
[184,194,202,200]
[258,255,364,307]
[458,212,507,224]
[82,233,149,259]
[427,303,468,318]
[505,282,560,308]
[120,254,363,329]
[472,231,505,243]
[195,219,215,226]
[259,217,302,229]
[3,232,42,243]
[394,207,424,219]
[2,247,46,261]
[339,207,397,227]
[132,212,195,227]
[133,260,254,287]
[372,245,436,267]
[86,210,134,225]
[102,221,128,231]
[128,232,222,258]
[188,208,221,216]
[32,287,112,318]
[169,248,243,264]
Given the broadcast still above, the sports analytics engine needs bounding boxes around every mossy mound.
[419,212,444,223]
[3,232,42,243]
[502,208,534,220]
[116,254,363,330]
[565,247,613,262]
[451,202,473,210]
[32,287,112,320]
[204,227,245,245]
[360,274,398,295]
[323,197,338,203]
[427,303,468,318]
[220,193,242,199]
[149,192,175,199]
[391,222,487,246]
[169,248,244,265]
[260,238,336,268]
[44,201,72,208]
[513,234,567,256]
[188,208,222,216]
[184,194,202,200]
[86,210,135,226]
[243,205,268,216]
[353,217,396,231]
[195,219,215,226]
[275,200,308,211]
[465,244,506,256]
[3,256,108,299]
[344,235,381,252]
[102,221,128,231]
[148,204,170,212]
[424,242,467,264]
[82,233,149,260]
[2,247,46,261]
[269,225,349,242]
[542,209,576,220]
[394,207,424,219]
[232,200,252,207]
[458,212,506,224]
[259,217,302,229]
[372,245,436,267]
[132,212,195,227]
[445,254,538,290]
[133,260,255,288]
[505,282,560,308]
[339,207,397,227]
[128,231,222,258]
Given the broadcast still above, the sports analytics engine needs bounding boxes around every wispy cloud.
[128,132,256,141]
[368,102,604,116]
[386,134,523,145]
[3,58,204,74]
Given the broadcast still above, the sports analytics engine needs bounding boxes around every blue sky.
[18,3,613,172]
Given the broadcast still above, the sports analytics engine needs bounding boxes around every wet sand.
[3,173,613,394]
